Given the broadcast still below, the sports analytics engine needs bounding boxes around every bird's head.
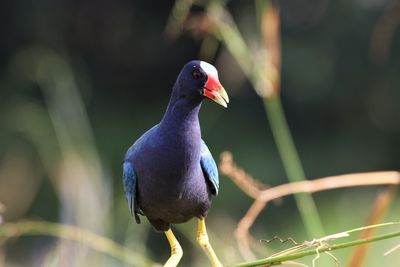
[176,60,229,108]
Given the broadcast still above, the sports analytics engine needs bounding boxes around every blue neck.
[160,85,202,136]
[157,84,204,179]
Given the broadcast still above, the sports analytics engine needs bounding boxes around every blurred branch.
[235,200,268,260]
[221,152,400,201]
[257,171,400,202]
[0,220,154,266]
[219,151,269,199]
[220,151,400,260]
[219,151,270,260]
[347,186,397,267]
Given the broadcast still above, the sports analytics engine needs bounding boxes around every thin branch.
[257,171,400,203]
[221,152,400,260]
[0,220,154,266]
[220,151,269,199]
[220,152,400,221]
[236,200,267,239]
[235,199,268,260]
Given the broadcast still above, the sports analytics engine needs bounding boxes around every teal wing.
[122,161,141,223]
[200,140,219,196]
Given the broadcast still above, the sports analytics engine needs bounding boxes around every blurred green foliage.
[0,0,399,266]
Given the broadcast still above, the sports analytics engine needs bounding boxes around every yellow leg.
[164,229,183,267]
[197,218,223,267]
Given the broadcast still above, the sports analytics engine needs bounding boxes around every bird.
[122,60,229,267]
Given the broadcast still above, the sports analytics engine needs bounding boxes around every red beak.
[203,75,229,108]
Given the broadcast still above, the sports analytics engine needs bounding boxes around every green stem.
[264,96,325,237]
[230,230,400,267]
[0,221,153,266]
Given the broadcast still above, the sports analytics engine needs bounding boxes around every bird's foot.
[197,218,223,267]
[164,229,183,267]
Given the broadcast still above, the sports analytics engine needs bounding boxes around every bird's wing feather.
[122,125,158,223]
[122,161,141,223]
[200,140,219,196]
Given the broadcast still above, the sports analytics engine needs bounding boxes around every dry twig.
[257,171,400,203]
[220,151,269,199]
[219,151,400,259]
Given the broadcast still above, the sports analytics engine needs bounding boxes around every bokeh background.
[0,0,399,266]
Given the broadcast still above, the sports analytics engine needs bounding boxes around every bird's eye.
[192,69,203,80]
